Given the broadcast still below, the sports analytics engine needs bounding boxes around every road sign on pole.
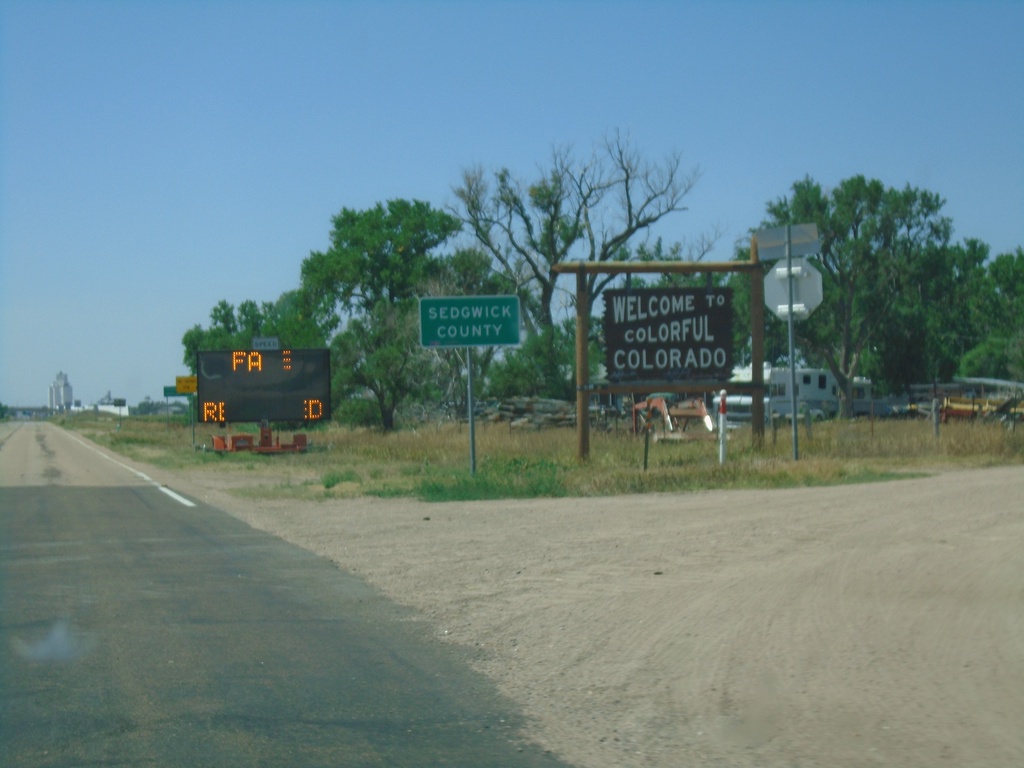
[251,336,280,351]
[419,295,521,476]
[755,223,820,261]
[419,295,520,348]
[764,256,823,320]
[755,223,820,461]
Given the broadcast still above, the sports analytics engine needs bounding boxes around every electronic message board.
[196,348,331,424]
[603,287,733,383]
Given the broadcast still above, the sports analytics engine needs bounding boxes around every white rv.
[730,365,874,420]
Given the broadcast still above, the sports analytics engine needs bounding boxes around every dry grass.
[58,411,1024,502]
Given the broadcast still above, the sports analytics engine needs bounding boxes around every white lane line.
[158,486,196,507]
[63,431,197,507]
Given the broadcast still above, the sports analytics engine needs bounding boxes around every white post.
[718,389,727,465]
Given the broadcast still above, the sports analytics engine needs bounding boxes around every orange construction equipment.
[210,421,310,453]
[632,396,714,436]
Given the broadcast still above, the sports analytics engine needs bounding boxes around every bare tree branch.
[453,134,701,331]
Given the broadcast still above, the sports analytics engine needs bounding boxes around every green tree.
[763,175,953,413]
[959,246,1024,379]
[301,199,461,316]
[486,319,592,401]
[959,337,1012,379]
[182,300,244,371]
[301,200,462,429]
[208,299,238,335]
[1009,333,1024,381]
[330,299,435,431]
[181,292,327,372]
[986,247,1024,328]
[867,238,988,390]
[259,290,330,348]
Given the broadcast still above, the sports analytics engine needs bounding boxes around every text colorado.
[603,287,733,382]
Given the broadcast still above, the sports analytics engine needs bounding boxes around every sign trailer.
[195,346,331,453]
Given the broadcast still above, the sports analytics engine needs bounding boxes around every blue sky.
[2,0,1022,407]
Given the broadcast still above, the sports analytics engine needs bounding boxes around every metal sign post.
[756,223,821,461]
[467,348,476,475]
[786,228,800,459]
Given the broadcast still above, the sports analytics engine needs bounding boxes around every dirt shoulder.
[168,457,1024,768]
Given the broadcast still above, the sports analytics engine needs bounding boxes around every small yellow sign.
[176,375,198,394]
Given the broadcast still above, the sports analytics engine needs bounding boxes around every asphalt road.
[0,423,570,767]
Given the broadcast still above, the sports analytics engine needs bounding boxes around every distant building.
[49,371,74,413]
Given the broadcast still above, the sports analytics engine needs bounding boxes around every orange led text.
[232,351,263,372]
[202,401,226,422]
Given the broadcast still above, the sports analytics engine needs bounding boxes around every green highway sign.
[164,385,188,398]
[419,295,521,348]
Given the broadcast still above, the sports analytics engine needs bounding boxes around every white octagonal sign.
[765,257,823,320]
